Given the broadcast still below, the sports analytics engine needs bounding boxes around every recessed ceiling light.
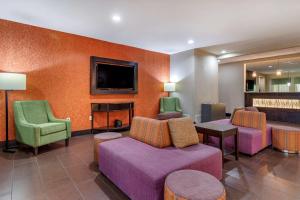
[187,40,194,44]
[112,15,121,22]
[268,65,273,68]
[221,50,227,54]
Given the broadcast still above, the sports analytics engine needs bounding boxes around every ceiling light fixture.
[276,70,282,76]
[112,14,121,23]
[187,40,194,44]
[252,71,257,78]
[268,66,273,68]
[221,50,227,54]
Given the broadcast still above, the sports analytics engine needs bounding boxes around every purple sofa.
[207,118,272,155]
[98,137,222,200]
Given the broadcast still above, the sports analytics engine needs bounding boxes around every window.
[295,77,300,92]
[271,78,289,92]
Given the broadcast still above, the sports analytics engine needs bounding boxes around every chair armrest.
[49,118,72,138]
[175,98,182,112]
[160,98,165,113]
[15,121,41,147]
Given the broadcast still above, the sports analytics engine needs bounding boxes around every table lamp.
[164,82,176,96]
[0,72,26,153]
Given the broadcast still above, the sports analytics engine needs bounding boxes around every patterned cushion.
[168,117,199,148]
[129,117,171,148]
[232,110,267,147]
[230,107,244,122]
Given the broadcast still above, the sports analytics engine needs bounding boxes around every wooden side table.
[196,122,239,163]
[94,132,122,162]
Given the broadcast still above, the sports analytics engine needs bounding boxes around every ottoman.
[272,125,300,153]
[94,132,122,162]
[165,170,226,200]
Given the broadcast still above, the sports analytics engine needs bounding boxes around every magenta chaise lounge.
[207,110,272,155]
[98,117,222,200]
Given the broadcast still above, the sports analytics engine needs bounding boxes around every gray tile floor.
[0,134,299,200]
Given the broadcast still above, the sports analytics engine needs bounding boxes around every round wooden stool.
[94,132,122,162]
[272,125,300,153]
[165,170,226,200]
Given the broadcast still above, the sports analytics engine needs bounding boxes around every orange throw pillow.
[168,117,199,148]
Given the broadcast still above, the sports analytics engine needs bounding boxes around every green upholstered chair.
[158,97,183,120]
[14,100,71,155]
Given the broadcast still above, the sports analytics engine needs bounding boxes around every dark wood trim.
[91,102,134,134]
[90,56,138,95]
[71,129,92,137]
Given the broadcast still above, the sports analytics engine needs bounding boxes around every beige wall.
[170,49,196,118]
[170,49,219,121]
[218,62,245,113]
[194,50,219,119]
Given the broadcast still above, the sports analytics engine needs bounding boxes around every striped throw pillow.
[129,117,172,148]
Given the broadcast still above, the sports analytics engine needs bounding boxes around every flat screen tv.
[90,56,138,94]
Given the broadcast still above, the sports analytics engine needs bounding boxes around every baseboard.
[1,129,127,146]
[71,129,92,137]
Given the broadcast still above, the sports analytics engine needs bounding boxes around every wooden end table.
[195,122,239,163]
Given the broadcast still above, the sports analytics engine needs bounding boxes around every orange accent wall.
[0,19,170,141]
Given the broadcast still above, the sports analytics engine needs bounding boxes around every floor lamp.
[0,72,26,153]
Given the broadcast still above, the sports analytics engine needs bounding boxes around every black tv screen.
[97,64,134,89]
[90,56,138,94]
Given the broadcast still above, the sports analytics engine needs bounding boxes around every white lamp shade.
[0,73,26,90]
[164,82,175,92]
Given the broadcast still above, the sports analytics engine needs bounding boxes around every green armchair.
[14,100,71,155]
[157,97,183,120]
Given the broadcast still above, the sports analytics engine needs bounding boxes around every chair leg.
[34,147,38,155]
[65,138,69,147]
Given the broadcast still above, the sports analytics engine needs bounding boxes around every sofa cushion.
[21,101,49,124]
[168,117,199,148]
[129,117,171,148]
[38,122,66,136]
[98,137,222,200]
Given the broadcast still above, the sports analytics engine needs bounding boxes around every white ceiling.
[1,0,300,55]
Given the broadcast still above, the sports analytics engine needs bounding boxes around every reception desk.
[245,92,300,124]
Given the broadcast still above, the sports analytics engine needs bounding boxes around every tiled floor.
[0,134,299,200]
